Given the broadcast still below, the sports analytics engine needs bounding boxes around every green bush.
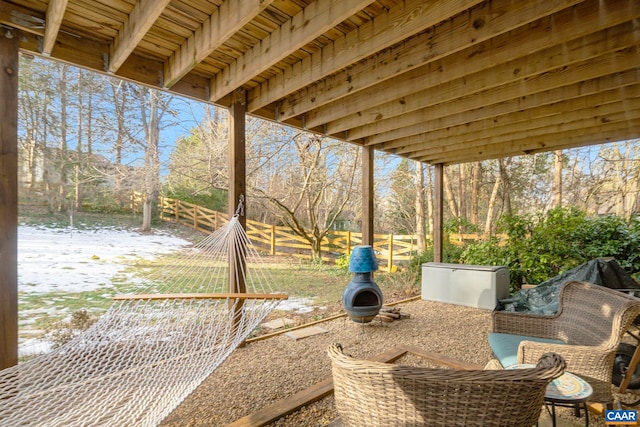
[409,240,465,279]
[336,253,350,270]
[460,208,640,288]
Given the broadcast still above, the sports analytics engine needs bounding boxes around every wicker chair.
[491,280,640,404]
[328,343,566,427]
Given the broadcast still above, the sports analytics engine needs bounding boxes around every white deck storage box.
[421,263,510,310]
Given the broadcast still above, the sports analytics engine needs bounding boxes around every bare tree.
[166,106,228,196]
[484,165,502,235]
[252,134,360,260]
[139,88,160,231]
[443,168,459,219]
[18,56,58,194]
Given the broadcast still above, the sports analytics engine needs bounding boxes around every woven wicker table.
[508,364,593,427]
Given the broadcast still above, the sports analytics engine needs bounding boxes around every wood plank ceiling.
[1,0,639,165]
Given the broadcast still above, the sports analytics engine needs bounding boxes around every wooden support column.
[433,164,444,263]
[228,89,247,330]
[229,88,247,229]
[362,145,374,246]
[0,29,19,370]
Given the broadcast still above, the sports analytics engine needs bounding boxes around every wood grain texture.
[0,30,19,370]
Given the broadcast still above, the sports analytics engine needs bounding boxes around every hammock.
[0,212,287,426]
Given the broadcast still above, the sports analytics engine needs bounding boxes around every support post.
[388,233,393,272]
[270,225,276,255]
[433,164,444,263]
[0,29,19,370]
[229,88,246,231]
[228,89,247,332]
[362,145,374,246]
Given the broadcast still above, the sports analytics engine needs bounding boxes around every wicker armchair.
[328,343,565,427]
[491,280,640,404]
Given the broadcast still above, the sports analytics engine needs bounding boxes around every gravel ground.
[161,299,610,427]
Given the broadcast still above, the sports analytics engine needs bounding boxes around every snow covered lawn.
[17,224,192,356]
[19,225,191,293]
[16,224,315,357]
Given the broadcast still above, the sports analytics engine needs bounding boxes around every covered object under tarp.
[497,258,640,314]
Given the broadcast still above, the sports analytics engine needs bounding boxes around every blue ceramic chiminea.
[342,245,384,323]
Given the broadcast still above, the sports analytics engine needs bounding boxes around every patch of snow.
[18,225,191,293]
[15,224,318,356]
[18,338,52,358]
[276,297,316,313]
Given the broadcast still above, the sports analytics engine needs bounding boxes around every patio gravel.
[161,298,602,426]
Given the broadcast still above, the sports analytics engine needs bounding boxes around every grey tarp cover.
[496,258,640,314]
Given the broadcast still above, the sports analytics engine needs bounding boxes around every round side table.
[506,364,593,427]
[543,370,593,427]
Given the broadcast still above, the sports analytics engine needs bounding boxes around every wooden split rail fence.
[143,196,504,272]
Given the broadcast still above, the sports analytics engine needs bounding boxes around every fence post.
[346,231,351,256]
[193,205,198,230]
[270,225,276,255]
[388,234,394,272]
[174,200,179,222]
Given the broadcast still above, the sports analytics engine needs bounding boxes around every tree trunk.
[484,172,502,235]
[75,69,83,212]
[56,64,69,213]
[139,88,162,232]
[470,162,481,225]
[141,196,153,232]
[443,167,459,218]
[458,164,466,225]
[311,235,323,262]
[553,150,563,208]
[498,158,512,215]
[111,81,126,207]
[414,161,426,251]
[426,165,434,237]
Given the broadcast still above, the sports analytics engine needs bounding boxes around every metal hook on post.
[234,194,245,217]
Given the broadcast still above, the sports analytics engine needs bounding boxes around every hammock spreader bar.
[113,292,289,301]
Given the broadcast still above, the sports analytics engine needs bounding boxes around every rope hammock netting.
[0,209,287,426]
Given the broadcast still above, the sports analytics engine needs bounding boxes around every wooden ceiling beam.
[209,0,372,103]
[247,0,485,113]
[16,29,211,105]
[42,0,69,55]
[343,47,640,141]
[380,85,640,153]
[410,103,640,159]
[365,21,639,146]
[350,69,640,147]
[108,0,172,73]
[316,3,640,133]
[285,0,585,126]
[163,0,273,89]
[418,119,640,164]
[0,1,44,36]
